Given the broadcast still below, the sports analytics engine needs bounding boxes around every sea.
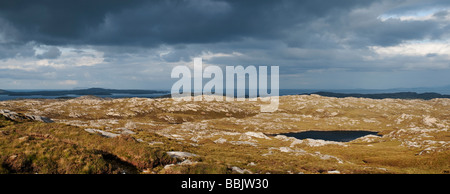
[1,88,449,101]
[0,90,169,101]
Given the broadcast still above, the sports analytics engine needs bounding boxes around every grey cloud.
[0,0,448,49]
[36,47,61,59]
[353,19,442,46]
[0,0,449,90]
[383,0,450,15]
[0,0,147,44]
[433,10,449,18]
[0,0,376,47]
[0,68,51,80]
[0,42,36,59]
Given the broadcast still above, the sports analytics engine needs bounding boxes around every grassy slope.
[0,117,175,174]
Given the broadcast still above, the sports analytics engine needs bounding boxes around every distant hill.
[308,91,450,100]
[156,91,450,100]
[2,88,450,100]
[0,88,168,96]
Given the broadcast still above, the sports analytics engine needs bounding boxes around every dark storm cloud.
[0,0,378,47]
[346,18,443,47]
[1,0,449,48]
[1,0,450,90]
[0,0,147,44]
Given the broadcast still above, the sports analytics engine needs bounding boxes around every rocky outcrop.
[243,132,270,139]
[274,134,347,147]
[385,127,449,154]
[352,134,381,143]
[24,114,54,123]
[84,127,137,138]
[84,128,120,138]
[0,110,22,120]
[166,151,198,159]
[231,166,252,174]
[0,109,53,123]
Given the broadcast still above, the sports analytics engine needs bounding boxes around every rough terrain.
[0,94,449,174]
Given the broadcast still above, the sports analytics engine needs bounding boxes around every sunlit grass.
[0,95,449,174]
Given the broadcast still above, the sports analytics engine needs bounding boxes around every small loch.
[280,130,381,142]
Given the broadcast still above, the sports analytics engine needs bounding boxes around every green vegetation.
[0,95,449,174]
[0,117,175,174]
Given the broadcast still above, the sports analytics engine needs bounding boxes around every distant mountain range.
[157,91,450,100]
[0,88,167,96]
[287,85,450,95]
[1,87,449,100]
[306,91,450,100]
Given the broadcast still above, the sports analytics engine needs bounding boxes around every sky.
[0,0,450,90]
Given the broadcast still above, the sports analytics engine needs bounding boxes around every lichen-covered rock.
[166,151,198,159]
[0,109,53,123]
[84,128,120,138]
[25,114,54,123]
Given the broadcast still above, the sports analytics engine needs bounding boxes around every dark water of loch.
[280,130,380,142]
